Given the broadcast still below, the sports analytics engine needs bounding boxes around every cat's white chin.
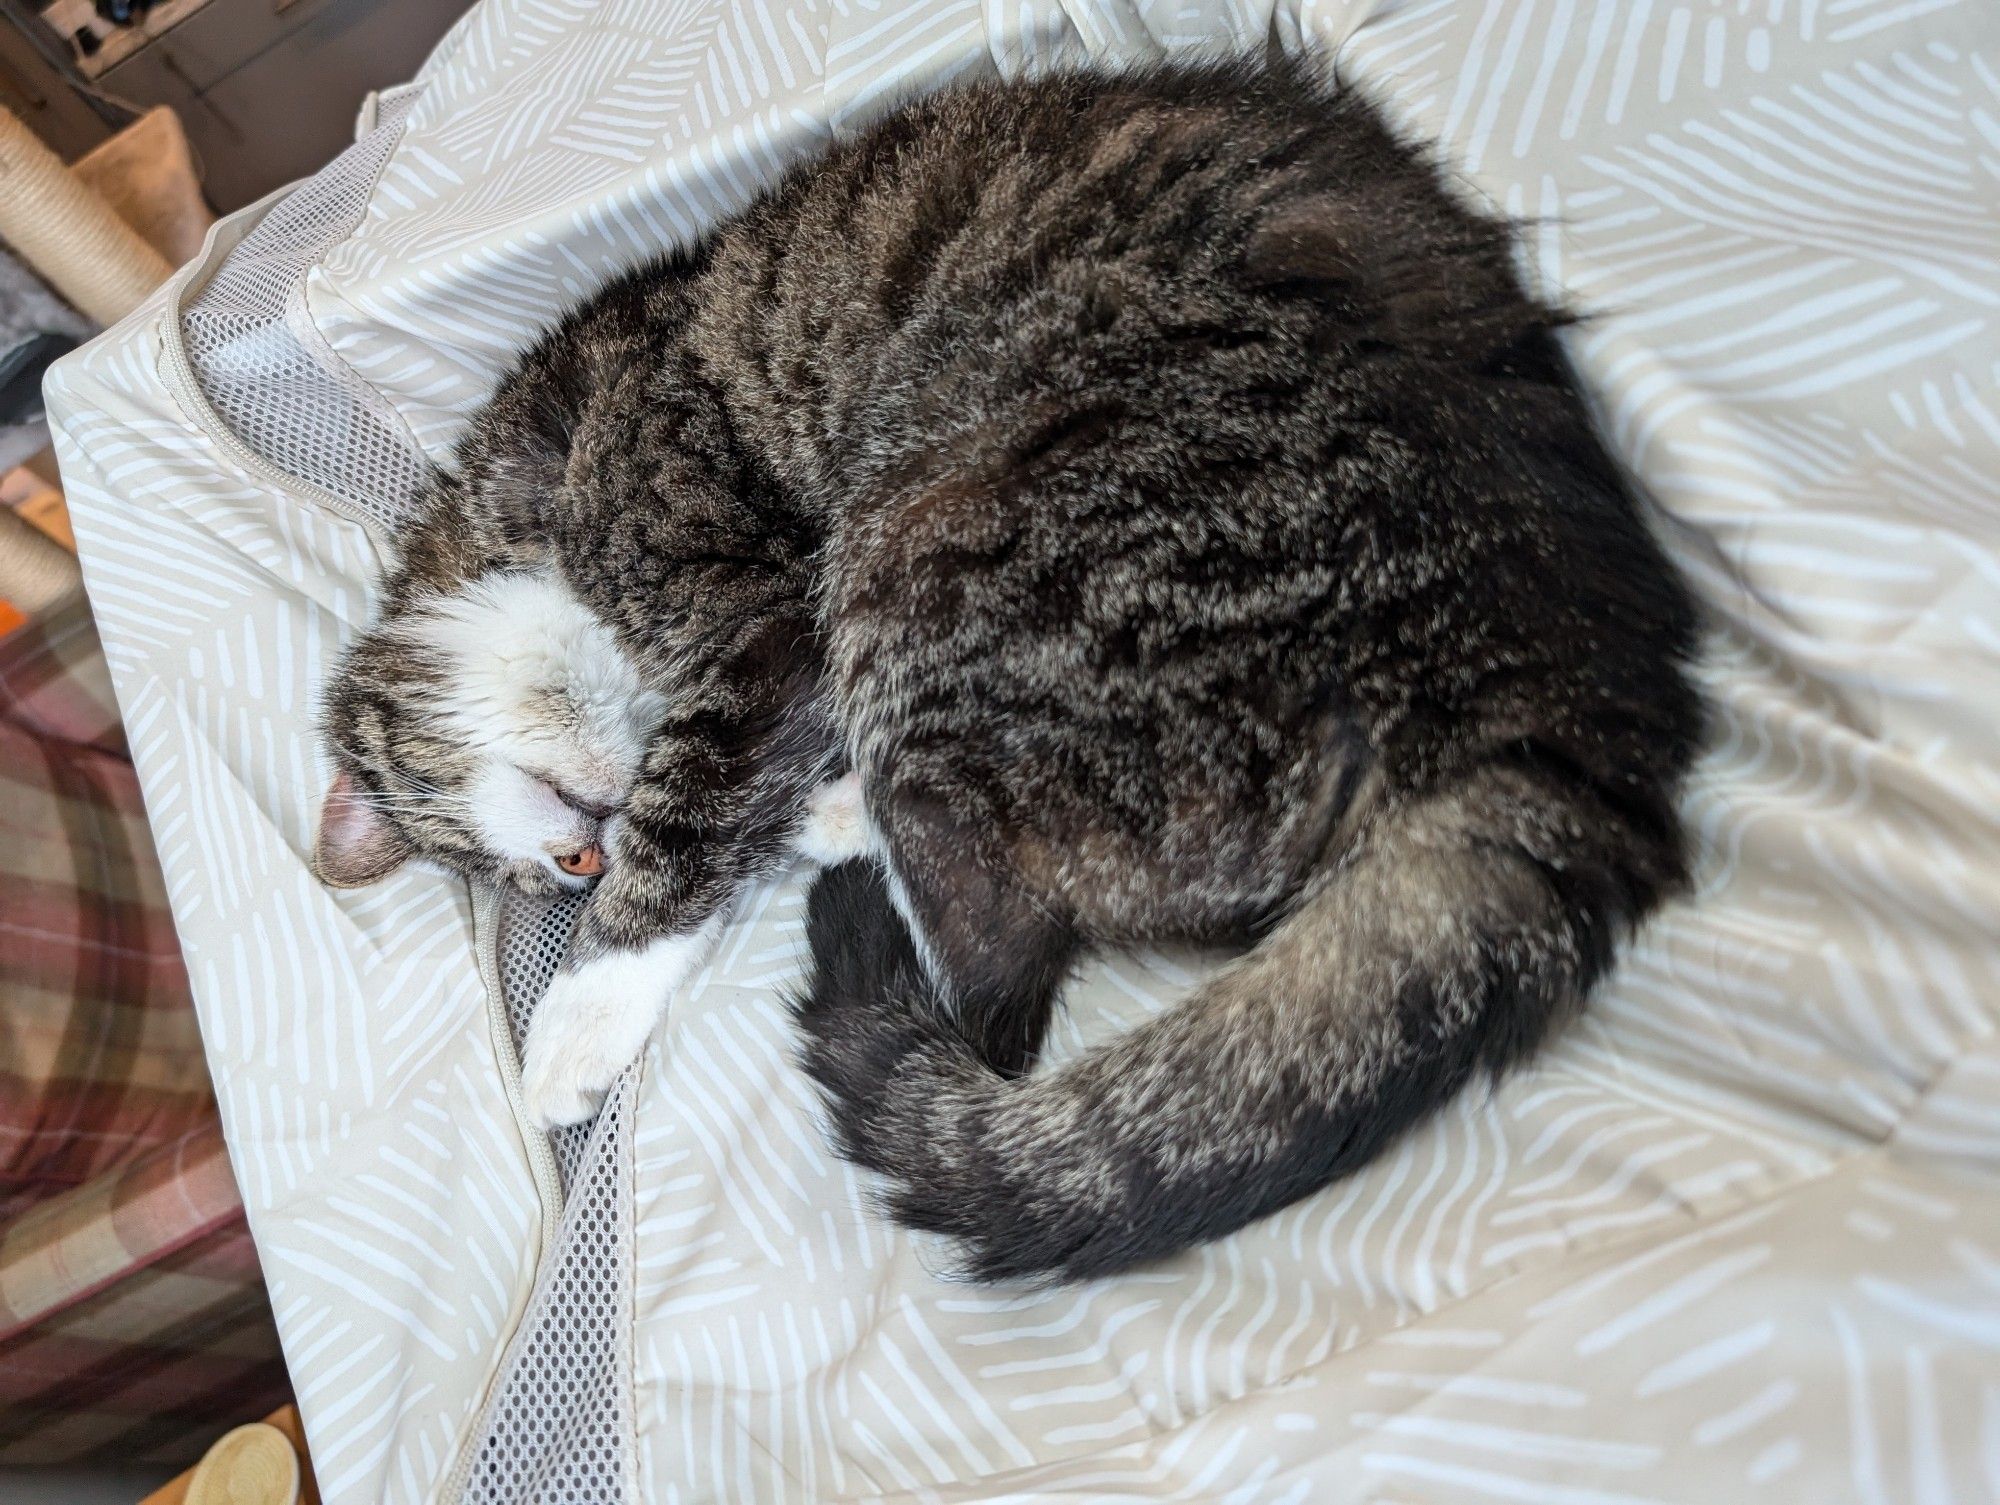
[520,916,726,1128]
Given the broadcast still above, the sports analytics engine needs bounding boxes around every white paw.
[519,920,724,1129]
[793,772,878,867]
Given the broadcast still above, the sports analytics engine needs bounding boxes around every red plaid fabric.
[0,596,288,1465]
[0,596,211,1219]
[0,1124,288,1465]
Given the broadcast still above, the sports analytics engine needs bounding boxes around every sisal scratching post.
[0,503,81,613]
[0,105,174,326]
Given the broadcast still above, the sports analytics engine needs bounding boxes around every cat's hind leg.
[801,780,1078,1080]
[790,845,1076,1267]
[792,772,879,866]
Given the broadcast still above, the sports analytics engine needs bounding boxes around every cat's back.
[785,57,1427,276]
[693,56,1541,494]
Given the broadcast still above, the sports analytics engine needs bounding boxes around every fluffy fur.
[318,564,663,895]
[315,57,1703,1275]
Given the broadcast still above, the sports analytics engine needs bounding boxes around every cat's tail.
[794,760,1681,1284]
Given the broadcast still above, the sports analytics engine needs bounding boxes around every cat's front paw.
[793,772,877,867]
[519,922,725,1129]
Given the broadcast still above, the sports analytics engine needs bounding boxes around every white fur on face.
[405,568,665,879]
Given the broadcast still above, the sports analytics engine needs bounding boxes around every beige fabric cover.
[45,1,2000,1500]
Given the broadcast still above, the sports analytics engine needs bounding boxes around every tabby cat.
[315,57,1702,1282]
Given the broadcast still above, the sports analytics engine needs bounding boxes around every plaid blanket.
[0,596,288,1465]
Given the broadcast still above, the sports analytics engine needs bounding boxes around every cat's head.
[314,565,664,896]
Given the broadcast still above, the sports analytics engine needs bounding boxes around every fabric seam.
[472,883,567,1261]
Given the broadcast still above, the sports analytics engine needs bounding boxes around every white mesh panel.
[182,91,434,528]
[497,892,599,1191]
[464,888,638,1505]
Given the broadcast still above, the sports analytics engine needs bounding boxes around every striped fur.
[319,56,1702,1267]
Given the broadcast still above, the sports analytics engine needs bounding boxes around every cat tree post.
[0,104,173,326]
[1,105,182,610]
[0,504,77,614]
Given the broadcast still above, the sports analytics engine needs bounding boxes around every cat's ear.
[313,767,413,888]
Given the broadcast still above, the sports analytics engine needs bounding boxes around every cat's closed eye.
[541,779,619,822]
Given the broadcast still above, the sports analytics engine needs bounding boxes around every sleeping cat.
[314,57,1702,1282]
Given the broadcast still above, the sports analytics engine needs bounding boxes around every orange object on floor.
[2,453,76,630]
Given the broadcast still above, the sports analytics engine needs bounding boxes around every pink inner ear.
[314,766,412,887]
[320,766,365,835]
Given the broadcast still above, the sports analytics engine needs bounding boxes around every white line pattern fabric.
[44,1,2000,1500]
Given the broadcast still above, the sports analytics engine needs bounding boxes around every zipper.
[472,885,567,1258]
[440,888,568,1505]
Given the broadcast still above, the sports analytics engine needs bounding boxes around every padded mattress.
[45,1,2000,1500]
